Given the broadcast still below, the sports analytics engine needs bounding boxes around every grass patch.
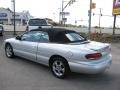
[80,32,120,43]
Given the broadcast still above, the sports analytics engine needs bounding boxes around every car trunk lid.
[80,41,111,56]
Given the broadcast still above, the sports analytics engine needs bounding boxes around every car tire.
[50,57,70,79]
[5,44,14,58]
[1,32,3,36]
[0,32,2,36]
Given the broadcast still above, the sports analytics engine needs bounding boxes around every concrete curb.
[4,31,25,35]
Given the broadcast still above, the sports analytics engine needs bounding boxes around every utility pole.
[99,8,102,33]
[12,0,16,35]
[99,8,102,28]
[113,15,116,35]
[61,0,64,25]
[61,0,76,25]
[58,8,61,24]
[88,0,92,38]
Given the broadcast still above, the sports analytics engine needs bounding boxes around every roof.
[31,28,76,43]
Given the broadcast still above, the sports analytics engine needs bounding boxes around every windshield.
[29,19,47,26]
[65,32,86,42]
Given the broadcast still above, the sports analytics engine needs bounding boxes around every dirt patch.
[80,32,120,43]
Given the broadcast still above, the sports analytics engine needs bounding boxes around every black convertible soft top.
[31,28,76,43]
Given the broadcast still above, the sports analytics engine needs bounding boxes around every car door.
[36,31,51,65]
[14,31,41,61]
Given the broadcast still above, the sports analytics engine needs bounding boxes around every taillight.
[85,53,102,60]
[25,26,28,32]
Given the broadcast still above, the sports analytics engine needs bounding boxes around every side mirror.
[16,36,21,40]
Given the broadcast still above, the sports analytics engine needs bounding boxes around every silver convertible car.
[4,28,112,78]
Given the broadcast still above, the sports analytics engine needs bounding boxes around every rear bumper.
[69,54,112,74]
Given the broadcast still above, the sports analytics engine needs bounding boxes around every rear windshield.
[52,31,86,43]
[65,32,85,42]
[29,19,47,26]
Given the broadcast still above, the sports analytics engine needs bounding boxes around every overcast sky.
[0,0,120,27]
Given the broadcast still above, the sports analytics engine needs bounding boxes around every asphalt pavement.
[0,34,120,90]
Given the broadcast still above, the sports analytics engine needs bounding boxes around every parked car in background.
[0,25,4,36]
[26,18,53,31]
[4,28,112,78]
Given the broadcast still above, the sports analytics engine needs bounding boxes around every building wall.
[0,8,12,24]
[0,8,33,25]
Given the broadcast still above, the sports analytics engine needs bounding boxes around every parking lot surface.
[0,34,120,90]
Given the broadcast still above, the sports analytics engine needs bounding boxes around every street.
[0,34,120,90]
